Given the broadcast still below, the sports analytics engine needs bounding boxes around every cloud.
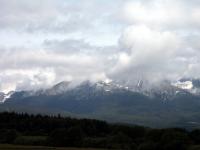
[109,0,200,84]
[0,0,122,34]
[0,0,123,92]
[122,0,200,29]
[0,39,118,92]
[1,0,200,92]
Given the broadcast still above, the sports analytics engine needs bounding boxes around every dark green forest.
[0,112,200,150]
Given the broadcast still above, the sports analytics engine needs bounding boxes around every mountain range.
[1,79,200,128]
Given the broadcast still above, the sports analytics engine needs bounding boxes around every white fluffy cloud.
[0,44,117,92]
[110,0,200,83]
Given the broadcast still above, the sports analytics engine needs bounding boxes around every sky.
[0,0,200,93]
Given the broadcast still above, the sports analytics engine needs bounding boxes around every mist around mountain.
[1,79,200,129]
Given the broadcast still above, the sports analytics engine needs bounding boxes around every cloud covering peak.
[0,0,200,92]
[111,0,200,82]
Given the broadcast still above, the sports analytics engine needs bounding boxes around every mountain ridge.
[1,79,200,128]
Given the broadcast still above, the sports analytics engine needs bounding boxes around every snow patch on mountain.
[0,91,15,103]
[172,81,193,90]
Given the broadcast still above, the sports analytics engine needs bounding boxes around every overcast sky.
[0,0,200,92]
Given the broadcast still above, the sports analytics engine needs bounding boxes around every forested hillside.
[0,112,200,150]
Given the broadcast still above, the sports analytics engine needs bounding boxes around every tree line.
[0,112,200,150]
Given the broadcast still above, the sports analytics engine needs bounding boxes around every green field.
[0,144,106,150]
